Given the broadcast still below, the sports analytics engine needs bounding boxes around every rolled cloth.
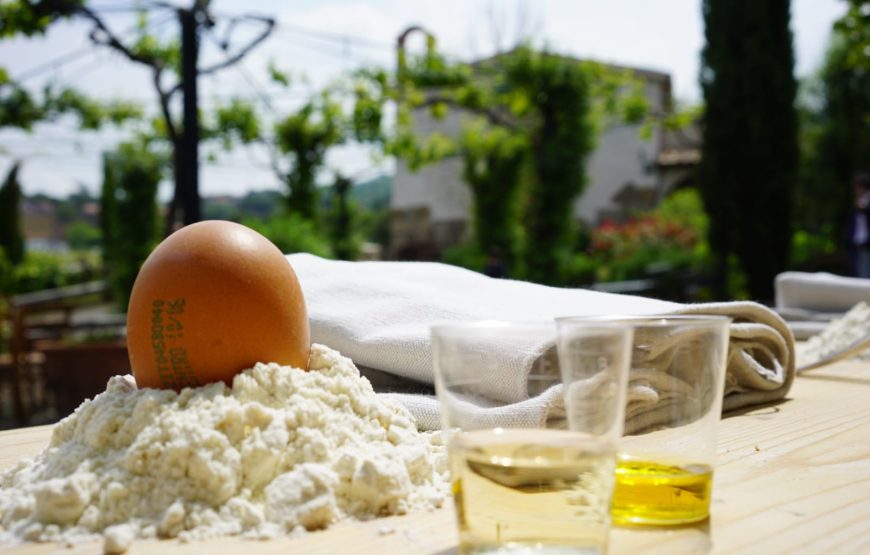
[288,254,795,432]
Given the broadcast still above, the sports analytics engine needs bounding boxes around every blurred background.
[0,0,867,427]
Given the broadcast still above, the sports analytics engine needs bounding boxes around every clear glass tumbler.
[432,321,633,555]
[558,315,730,526]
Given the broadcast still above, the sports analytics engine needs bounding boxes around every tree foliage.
[243,213,333,258]
[699,0,798,300]
[273,93,344,220]
[0,0,83,38]
[460,119,526,269]
[2,0,274,231]
[0,162,24,265]
[66,221,101,250]
[505,48,597,283]
[0,1,141,132]
[328,173,358,260]
[0,82,141,131]
[795,8,870,246]
[101,141,163,310]
[833,0,870,71]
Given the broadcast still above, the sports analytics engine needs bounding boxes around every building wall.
[390,108,474,256]
[391,108,472,222]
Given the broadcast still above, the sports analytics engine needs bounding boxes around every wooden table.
[2,359,870,554]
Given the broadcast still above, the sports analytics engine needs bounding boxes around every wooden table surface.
[2,359,870,554]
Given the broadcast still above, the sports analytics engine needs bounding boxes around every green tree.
[273,94,344,221]
[213,68,355,232]
[101,141,163,310]
[460,119,526,270]
[795,10,870,246]
[0,3,142,281]
[0,162,24,265]
[1,1,273,230]
[236,190,282,220]
[699,0,799,300]
[505,48,596,283]
[0,3,141,134]
[833,0,870,71]
[0,82,140,132]
[328,173,358,260]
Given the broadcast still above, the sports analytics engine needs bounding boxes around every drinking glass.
[558,315,730,526]
[432,321,633,555]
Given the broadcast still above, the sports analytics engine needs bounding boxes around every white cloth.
[289,254,795,433]
[775,272,870,313]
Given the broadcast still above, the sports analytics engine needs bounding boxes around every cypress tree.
[0,161,24,265]
[797,29,870,245]
[100,143,162,309]
[329,173,356,260]
[100,152,119,274]
[700,0,799,300]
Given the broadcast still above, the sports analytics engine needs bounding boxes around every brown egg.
[126,220,310,390]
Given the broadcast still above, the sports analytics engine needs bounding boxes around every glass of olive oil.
[432,321,633,555]
[559,315,730,527]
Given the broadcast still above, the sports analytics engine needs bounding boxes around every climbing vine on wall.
[356,39,648,283]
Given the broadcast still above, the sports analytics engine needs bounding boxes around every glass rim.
[556,314,732,328]
[430,320,555,334]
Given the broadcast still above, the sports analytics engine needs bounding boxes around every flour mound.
[0,344,448,552]
[797,302,870,366]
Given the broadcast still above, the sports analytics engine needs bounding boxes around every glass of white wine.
[431,321,633,555]
[558,315,731,527]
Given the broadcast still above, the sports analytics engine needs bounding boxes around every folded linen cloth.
[288,254,795,433]
[775,271,870,313]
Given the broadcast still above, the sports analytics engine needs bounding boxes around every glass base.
[612,512,709,527]
[461,543,604,555]
[612,458,713,526]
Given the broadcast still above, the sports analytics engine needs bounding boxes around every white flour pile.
[797,302,870,366]
[0,344,448,553]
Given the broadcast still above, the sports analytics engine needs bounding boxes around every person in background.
[483,248,508,278]
[850,174,870,278]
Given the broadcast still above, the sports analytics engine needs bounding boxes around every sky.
[0,0,848,199]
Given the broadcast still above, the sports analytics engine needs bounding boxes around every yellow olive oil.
[450,429,615,554]
[611,458,713,525]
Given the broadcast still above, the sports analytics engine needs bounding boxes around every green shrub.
[564,252,597,285]
[11,251,71,293]
[357,207,390,249]
[589,216,702,281]
[66,221,101,250]
[244,214,334,258]
[584,188,715,284]
[0,249,102,296]
[441,243,487,273]
[654,188,709,236]
[791,230,837,267]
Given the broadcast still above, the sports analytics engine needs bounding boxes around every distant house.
[21,197,67,252]
[389,55,700,259]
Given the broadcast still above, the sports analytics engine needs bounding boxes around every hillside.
[18,175,393,250]
[319,174,392,211]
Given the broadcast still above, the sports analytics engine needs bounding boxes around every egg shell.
[126,220,310,390]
